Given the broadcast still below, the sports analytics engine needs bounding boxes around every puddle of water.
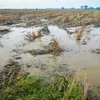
[0,26,44,67]
[63,52,100,84]
[0,27,25,67]
[0,25,100,85]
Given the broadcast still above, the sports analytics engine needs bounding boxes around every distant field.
[0,10,100,28]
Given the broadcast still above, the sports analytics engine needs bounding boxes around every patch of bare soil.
[39,26,50,35]
[0,61,26,89]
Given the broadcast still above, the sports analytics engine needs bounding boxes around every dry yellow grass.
[28,38,63,56]
[76,28,83,40]
[25,31,42,41]
[0,10,100,27]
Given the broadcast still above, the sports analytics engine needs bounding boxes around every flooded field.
[0,24,100,85]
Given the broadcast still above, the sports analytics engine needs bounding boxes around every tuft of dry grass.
[76,28,84,40]
[61,69,88,100]
[28,38,63,56]
[37,30,42,37]
[25,31,42,41]
[44,38,63,55]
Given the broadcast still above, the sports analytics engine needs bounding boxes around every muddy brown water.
[0,24,100,85]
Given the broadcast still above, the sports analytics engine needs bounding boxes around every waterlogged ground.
[0,24,100,85]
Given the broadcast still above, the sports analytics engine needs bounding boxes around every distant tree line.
[80,5,100,10]
[1,5,100,10]
[61,5,100,10]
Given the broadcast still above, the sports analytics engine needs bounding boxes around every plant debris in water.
[28,38,63,56]
[25,31,42,41]
[91,48,100,54]
[76,28,84,40]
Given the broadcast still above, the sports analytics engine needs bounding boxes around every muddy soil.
[0,24,100,86]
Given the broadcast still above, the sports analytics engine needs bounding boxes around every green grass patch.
[0,73,84,100]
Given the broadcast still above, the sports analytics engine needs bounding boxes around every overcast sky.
[0,0,100,8]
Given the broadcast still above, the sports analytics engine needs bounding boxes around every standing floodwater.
[0,25,100,85]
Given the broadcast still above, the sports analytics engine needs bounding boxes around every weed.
[0,66,86,100]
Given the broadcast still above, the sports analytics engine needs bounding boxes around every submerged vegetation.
[25,26,50,41]
[28,38,63,56]
[25,31,42,41]
[76,28,84,40]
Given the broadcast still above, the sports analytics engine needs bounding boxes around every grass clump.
[28,38,63,56]
[44,38,63,55]
[25,31,42,41]
[75,27,84,40]
[0,66,85,100]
